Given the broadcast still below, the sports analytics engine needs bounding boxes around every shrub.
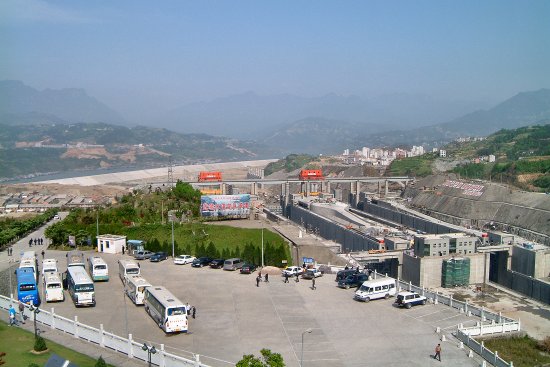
[539,336,550,353]
[95,356,107,367]
[33,336,47,352]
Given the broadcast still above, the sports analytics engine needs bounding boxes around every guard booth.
[97,234,126,254]
[127,239,145,255]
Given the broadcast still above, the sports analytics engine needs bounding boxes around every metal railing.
[0,294,207,367]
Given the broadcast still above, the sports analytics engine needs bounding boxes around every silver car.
[134,250,153,260]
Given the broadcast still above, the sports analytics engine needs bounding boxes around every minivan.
[223,258,244,271]
[354,277,396,302]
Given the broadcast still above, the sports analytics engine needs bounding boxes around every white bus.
[124,275,151,305]
[143,286,188,333]
[118,259,140,283]
[43,272,64,302]
[65,266,95,307]
[88,256,109,281]
[66,250,85,268]
[20,251,38,281]
[42,259,58,277]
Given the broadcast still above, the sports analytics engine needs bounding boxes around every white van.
[118,259,140,283]
[42,258,58,277]
[124,275,152,305]
[44,272,64,302]
[354,277,396,302]
[88,256,109,281]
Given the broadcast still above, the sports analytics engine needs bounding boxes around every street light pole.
[171,220,175,258]
[29,304,40,338]
[300,328,312,367]
[261,224,264,268]
[142,343,157,367]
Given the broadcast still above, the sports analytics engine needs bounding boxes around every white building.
[440,150,447,157]
[489,154,495,163]
[97,234,127,254]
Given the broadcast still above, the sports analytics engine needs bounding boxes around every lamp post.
[28,304,40,338]
[142,343,157,367]
[261,223,264,268]
[300,328,312,367]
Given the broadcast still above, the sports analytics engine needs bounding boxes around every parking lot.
[39,249,485,367]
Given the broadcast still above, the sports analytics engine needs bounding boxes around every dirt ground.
[0,182,129,197]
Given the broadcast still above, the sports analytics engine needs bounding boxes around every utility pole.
[96,208,99,237]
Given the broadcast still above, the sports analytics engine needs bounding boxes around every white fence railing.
[456,329,515,367]
[0,294,208,367]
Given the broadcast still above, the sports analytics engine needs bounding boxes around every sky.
[1,0,549,123]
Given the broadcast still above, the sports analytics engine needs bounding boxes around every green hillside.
[388,123,550,191]
[264,154,318,176]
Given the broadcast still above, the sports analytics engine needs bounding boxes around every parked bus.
[20,251,38,281]
[66,250,85,268]
[43,273,64,302]
[65,266,95,307]
[88,256,109,281]
[124,275,151,305]
[143,286,188,333]
[42,259,58,277]
[16,267,40,306]
[118,259,140,283]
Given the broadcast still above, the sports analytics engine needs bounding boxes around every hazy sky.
[1,0,549,122]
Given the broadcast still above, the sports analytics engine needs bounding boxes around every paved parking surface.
[33,249,488,367]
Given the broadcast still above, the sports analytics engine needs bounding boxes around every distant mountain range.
[359,89,550,149]
[2,80,549,155]
[160,91,487,139]
[0,80,125,125]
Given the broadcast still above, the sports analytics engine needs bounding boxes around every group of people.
[28,237,44,247]
[256,272,269,287]
[8,301,28,326]
[185,302,197,319]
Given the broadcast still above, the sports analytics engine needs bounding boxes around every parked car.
[335,269,358,282]
[395,291,427,309]
[192,257,213,268]
[134,250,153,260]
[302,268,323,279]
[150,252,168,262]
[209,258,225,269]
[282,266,303,277]
[240,263,257,274]
[338,273,369,289]
[174,255,195,265]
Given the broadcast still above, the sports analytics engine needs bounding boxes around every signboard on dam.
[200,194,251,218]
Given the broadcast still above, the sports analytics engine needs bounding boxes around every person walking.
[29,239,33,247]
[284,273,289,283]
[256,275,261,287]
[264,273,269,283]
[186,303,191,316]
[34,238,37,246]
[18,301,26,324]
[192,306,196,319]
[311,277,316,290]
[8,305,16,326]
[295,273,299,283]
[434,343,441,362]
[41,250,45,259]
[40,238,44,245]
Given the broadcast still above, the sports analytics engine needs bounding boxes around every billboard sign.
[200,194,251,218]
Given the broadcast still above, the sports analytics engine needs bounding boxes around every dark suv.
[335,269,358,282]
[150,252,167,262]
[337,273,369,289]
[192,257,213,267]
[209,259,225,269]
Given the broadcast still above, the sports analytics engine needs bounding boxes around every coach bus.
[43,272,64,302]
[65,266,95,307]
[124,275,151,305]
[143,286,188,333]
[16,267,40,306]
[66,250,86,268]
[20,251,38,281]
[88,256,109,281]
[118,259,140,283]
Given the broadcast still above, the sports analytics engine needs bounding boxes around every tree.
[95,355,107,367]
[236,349,285,367]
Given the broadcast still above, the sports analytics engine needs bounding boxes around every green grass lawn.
[480,335,550,367]
[0,320,113,367]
